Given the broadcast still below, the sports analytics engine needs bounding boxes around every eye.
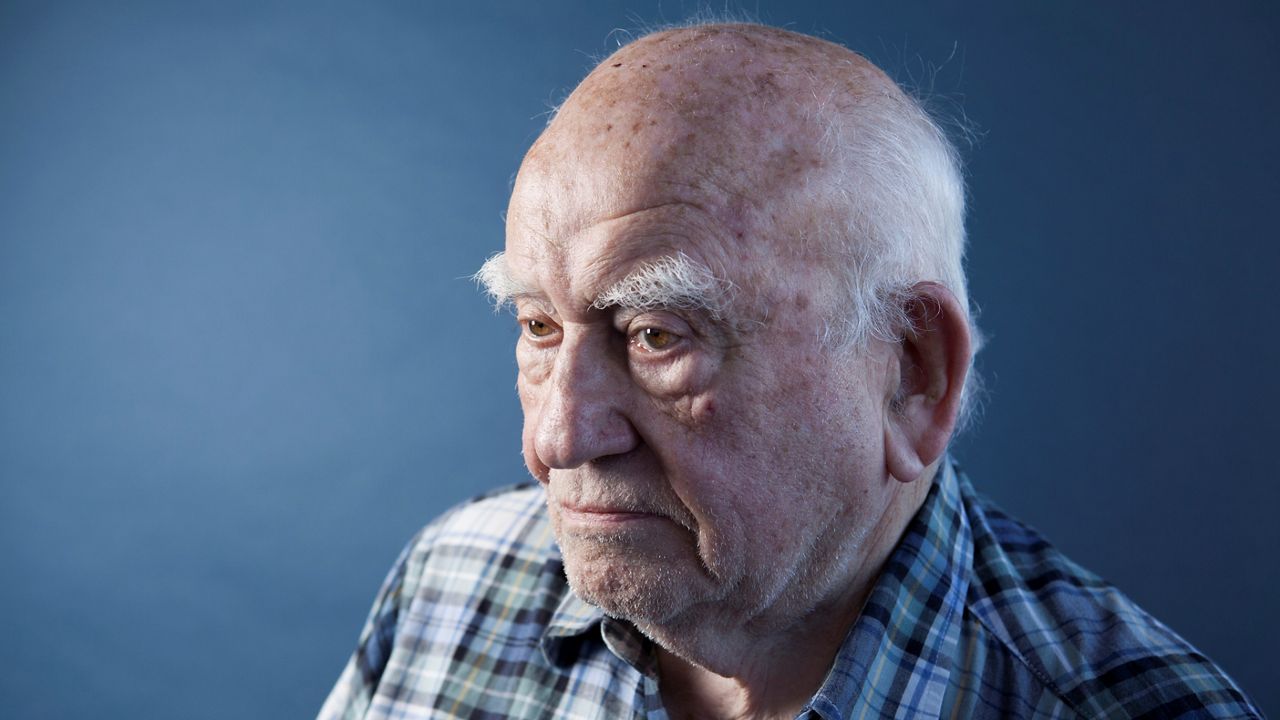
[634,327,679,351]
[525,319,555,338]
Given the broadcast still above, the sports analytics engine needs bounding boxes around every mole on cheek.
[692,396,716,423]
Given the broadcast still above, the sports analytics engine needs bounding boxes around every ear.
[883,282,972,483]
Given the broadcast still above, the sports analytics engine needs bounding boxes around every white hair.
[473,251,529,305]
[592,253,733,318]
[808,71,984,429]
[474,251,733,320]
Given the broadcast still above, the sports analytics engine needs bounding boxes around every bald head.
[522,26,892,257]
[509,24,972,352]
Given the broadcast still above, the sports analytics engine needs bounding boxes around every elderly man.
[320,23,1259,719]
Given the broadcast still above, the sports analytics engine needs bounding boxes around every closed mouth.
[555,501,668,525]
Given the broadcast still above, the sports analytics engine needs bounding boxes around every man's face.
[494,34,915,634]
[501,119,903,635]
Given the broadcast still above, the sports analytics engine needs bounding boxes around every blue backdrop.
[2,2,1276,717]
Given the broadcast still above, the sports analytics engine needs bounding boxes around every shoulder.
[956,473,1260,719]
[398,482,557,593]
[410,481,550,553]
[316,484,567,719]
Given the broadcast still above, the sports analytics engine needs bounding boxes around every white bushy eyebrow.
[473,251,530,309]
[473,250,733,319]
[592,253,733,320]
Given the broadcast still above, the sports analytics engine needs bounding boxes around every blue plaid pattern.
[319,461,1262,719]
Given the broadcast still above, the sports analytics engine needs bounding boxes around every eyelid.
[513,296,557,320]
[615,306,691,330]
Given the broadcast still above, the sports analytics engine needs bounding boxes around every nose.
[530,335,638,471]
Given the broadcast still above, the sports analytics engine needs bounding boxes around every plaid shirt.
[319,461,1261,719]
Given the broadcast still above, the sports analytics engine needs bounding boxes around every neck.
[653,593,865,720]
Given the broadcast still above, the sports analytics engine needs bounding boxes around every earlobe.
[882,283,972,483]
[885,417,927,483]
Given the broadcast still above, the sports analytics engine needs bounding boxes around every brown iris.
[638,327,675,350]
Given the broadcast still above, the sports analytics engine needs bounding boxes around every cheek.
[515,344,552,455]
[516,372,551,483]
[516,342,552,384]
[633,353,718,425]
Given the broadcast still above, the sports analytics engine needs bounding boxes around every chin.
[560,537,700,625]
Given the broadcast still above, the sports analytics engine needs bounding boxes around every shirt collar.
[538,547,604,667]
[806,459,975,720]
[541,568,660,676]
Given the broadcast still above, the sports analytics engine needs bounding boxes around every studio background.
[2,1,1276,717]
